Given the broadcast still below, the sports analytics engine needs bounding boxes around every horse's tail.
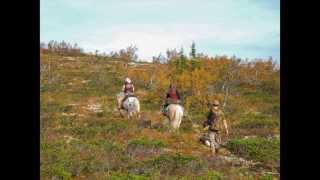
[169,104,183,129]
[176,105,183,127]
[135,98,140,113]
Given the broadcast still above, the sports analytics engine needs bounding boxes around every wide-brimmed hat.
[209,100,220,106]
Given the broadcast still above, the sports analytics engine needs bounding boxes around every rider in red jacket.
[162,84,181,115]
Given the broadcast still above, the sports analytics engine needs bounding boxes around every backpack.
[207,111,217,126]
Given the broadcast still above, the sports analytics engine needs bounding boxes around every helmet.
[125,77,131,83]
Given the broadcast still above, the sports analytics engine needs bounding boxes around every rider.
[162,84,181,116]
[200,100,229,154]
[120,77,135,109]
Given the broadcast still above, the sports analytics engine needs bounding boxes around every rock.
[63,135,78,144]
[85,103,103,113]
[243,135,257,139]
[61,112,76,117]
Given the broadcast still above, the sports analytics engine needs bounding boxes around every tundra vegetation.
[40,41,279,179]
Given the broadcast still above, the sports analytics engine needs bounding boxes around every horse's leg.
[118,108,124,118]
[169,107,178,129]
[137,112,141,119]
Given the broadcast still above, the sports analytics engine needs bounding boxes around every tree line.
[40,40,84,56]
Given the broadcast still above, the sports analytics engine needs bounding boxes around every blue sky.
[41,0,280,62]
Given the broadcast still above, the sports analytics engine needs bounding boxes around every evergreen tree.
[190,41,196,59]
[190,42,201,70]
[177,47,187,72]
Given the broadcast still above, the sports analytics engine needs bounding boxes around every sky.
[40,0,280,62]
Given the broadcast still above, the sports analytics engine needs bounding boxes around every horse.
[166,104,184,129]
[116,92,140,119]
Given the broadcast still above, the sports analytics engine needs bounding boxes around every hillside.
[40,53,280,180]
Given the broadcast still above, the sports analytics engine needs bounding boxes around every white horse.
[166,104,184,129]
[116,92,140,119]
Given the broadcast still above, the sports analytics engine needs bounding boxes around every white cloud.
[41,0,279,61]
[71,23,272,61]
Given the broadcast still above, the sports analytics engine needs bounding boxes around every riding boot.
[162,104,168,116]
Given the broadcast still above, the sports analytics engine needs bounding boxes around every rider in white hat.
[122,77,134,94]
[119,77,135,109]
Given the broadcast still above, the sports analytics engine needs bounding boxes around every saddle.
[126,94,136,98]
[121,94,137,109]
[209,127,219,133]
[166,98,180,105]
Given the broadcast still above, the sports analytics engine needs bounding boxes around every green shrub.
[59,116,74,127]
[71,121,129,139]
[259,174,274,180]
[105,171,149,180]
[51,163,72,180]
[103,122,129,134]
[126,138,166,159]
[128,138,165,149]
[225,137,280,165]
[71,126,101,139]
[197,170,224,180]
[128,153,208,176]
[235,118,279,129]
[41,139,128,179]
[235,113,279,129]
[243,90,279,104]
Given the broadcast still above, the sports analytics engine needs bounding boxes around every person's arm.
[132,84,135,92]
[221,112,229,135]
[176,90,181,100]
[122,85,125,92]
